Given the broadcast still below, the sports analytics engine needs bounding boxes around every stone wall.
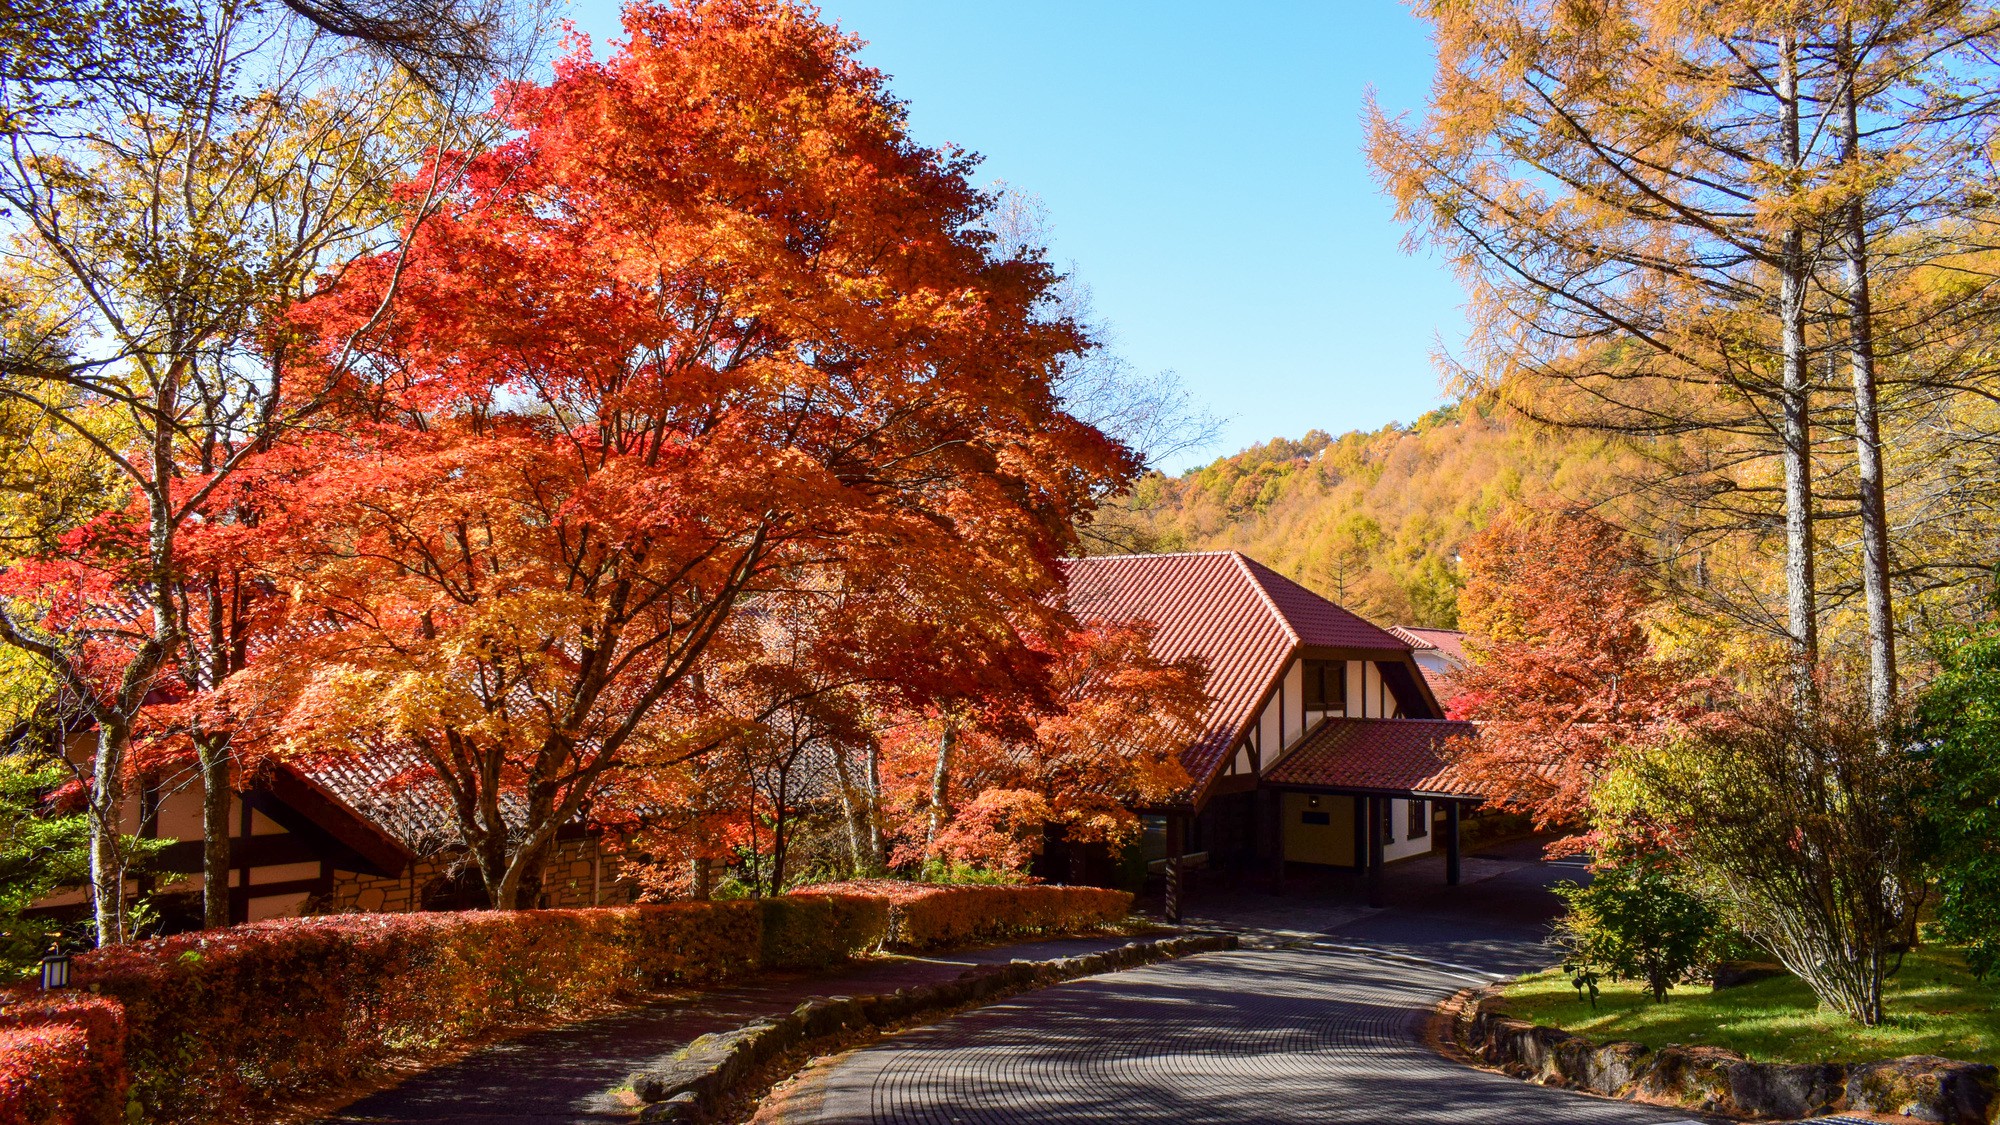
[317,837,639,915]
[1455,989,1999,1124]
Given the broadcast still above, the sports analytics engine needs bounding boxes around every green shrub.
[1914,622,2000,979]
[1552,851,1722,1004]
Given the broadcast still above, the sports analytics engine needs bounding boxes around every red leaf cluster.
[1445,509,1721,829]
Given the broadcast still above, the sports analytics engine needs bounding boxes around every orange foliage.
[1446,510,1718,830]
[233,0,1133,907]
[881,618,1206,869]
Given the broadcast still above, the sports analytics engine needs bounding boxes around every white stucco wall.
[1380,797,1436,861]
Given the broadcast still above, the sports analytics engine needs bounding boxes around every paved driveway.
[789,843,1704,1125]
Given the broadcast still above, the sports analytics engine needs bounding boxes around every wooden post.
[1365,796,1385,907]
[1350,795,1367,874]
[1445,801,1462,887]
[1267,790,1285,892]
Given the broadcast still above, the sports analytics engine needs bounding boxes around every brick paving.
[790,842,1710,1124]
[803,947,1694,1124]
[316,935,1139,1124]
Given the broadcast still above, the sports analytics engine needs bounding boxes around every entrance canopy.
[1262,717,1481,800]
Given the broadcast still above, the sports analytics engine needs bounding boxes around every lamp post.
[39,942,70,990]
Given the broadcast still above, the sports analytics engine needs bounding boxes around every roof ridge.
[1323,715,1473,725]
[1228,551,1301,646]
[1237,554,1413,650]
[1386,624,1437,650]
[1063,549,1240,563]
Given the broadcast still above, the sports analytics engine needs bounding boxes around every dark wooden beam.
[1445,801,1462,886]
[262,767,412,877]
[1266,788,1285,893]
[228,877,331,906]
[1365,796,1385,907]
[1351,795,1367,874]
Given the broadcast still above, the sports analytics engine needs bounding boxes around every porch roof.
[1262,717,1483,799]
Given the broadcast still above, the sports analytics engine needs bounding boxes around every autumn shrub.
[1620,693,1928,1027]
[798,880,1132,949]
[758,895,889,969]
[54,903,768,1124]
[0,995,125,1125]
[0,883,1120,1124]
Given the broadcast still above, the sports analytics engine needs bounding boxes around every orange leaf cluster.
[1447,509,1720,829]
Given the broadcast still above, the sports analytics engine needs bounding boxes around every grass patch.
[1496,946,2000,1066]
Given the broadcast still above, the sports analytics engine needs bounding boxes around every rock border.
[1444,986,1998,1124]
[630,933,1238,1122]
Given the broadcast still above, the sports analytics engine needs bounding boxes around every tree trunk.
[1778,29,1819,705]
[510,847,547,909]
[832,745,869,876]
[767,768,791,897]
[88,721,130,946]
[1839,27,1896,728]
[196,733,233,929]
[925,722,957,860]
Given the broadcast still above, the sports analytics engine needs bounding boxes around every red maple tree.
[231,0,1134,908]
[1446,510,1716,832]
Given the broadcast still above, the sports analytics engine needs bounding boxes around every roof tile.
[1062,551,1412,793]
[1262,717,1483,798]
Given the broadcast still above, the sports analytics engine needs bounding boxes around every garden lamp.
[39,943,69,990]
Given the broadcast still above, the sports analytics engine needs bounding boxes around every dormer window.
[1303,660,1346,715]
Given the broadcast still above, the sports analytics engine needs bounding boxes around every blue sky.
[562,1,1467,473]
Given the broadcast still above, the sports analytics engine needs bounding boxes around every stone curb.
[1448,986,1999,1124]
[629,932,1239,1122]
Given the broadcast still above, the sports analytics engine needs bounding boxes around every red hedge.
[0,885,1121,1125]
[0,996,125,1125]
[87,902,766,1123]
[795,881,1133,949]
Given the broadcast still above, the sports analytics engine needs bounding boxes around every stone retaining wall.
[1454,989,1998,1124]
[630,933,1239,1123]
[321,838,639,914]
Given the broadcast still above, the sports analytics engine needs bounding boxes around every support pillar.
[233,793,253,924]
[1266,789,1286,893]
[1365,796,1385,908]
[1166,812,1187,923]
[1350,796,1367,874]
[1445,801,1462,887]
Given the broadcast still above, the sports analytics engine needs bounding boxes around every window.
[1303,660,1346,712]
[1379,798,1395,843]
[1408,799,1428,838]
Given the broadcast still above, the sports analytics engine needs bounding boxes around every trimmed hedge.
[0,883,1129,1125]
[794,880,1133,949]
[96,902,767,1123]
[0,997,125,1125]
[759,894,890,970]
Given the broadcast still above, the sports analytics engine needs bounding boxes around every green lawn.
[1495,947,2000,1066]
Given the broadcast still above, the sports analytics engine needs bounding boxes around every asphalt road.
[789,845,1707,1125]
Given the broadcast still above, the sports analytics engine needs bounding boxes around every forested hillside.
[1088,396,1625,628]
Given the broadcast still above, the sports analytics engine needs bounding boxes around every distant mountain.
[1085,395,1620,628]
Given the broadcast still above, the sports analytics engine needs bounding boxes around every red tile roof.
[287,750,466,857]
[1237,556,1413,650]
[1061,551,1413,794]
[1262,717,1483,798]
[1391,626,1469,704]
